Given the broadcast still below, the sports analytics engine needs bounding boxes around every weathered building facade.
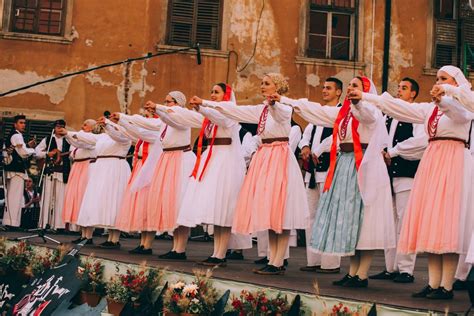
[0,0,473,130]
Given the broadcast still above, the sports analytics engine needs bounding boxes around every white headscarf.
[168,91,187,107]
[439,65,472,90]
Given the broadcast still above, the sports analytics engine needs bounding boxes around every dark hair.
[325,77,343,91]
[401,77,420,99]
[215,83,227,94]
[13,115,26,123]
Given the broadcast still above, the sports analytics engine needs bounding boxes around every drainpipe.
[382,0,392,92]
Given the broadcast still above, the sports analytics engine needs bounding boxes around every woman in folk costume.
[59,117,131,249]
[350,66,474,299]
[104,114,162,254]
[172,83,246,266]
[63,119,97,244]
[431,66,474,113]
[133,91,196,260]
[202,73,309,275]
[278,76,395,287]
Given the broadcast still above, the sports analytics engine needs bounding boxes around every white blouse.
[68,131,130,157]
[202,100,292,139]
[362,92,473,141]
[442,84,474,113]
[280,96,381,144]
[65,134,96,160]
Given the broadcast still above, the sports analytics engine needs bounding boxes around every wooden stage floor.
[1,231,471,314]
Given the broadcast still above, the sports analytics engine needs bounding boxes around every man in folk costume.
[36,119,71,230]
[134,91,196,260]
[298,77,343,274]
[4,115,36,228]
[369,78,427,283]
[279,76,396,287]
[351,66,473,299]
[203,73,310,275]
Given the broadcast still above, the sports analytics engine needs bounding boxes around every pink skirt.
[145,150,185,232]
[114,159,150,232]
[62,160,90,224]
[232,141,289,234]
[398,140,465,254]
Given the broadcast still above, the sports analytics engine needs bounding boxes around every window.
[307,0,357,61]
[11,0,67,36]
[167,0,223,50]
[433,0,474,70]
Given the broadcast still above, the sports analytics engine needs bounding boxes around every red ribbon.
[427,106,443,138]
[323,76,371,192]
[191,84,233,181]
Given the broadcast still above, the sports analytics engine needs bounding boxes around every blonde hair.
[265,73,289,95]
[84,119,96,127]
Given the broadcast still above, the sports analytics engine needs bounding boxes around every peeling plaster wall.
[0,0,472,131]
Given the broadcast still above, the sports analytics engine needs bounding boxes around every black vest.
[4,130,28,173]
[44,136,71,183]
[385,117,420,179]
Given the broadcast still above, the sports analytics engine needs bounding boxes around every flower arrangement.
[106,275,131,304]
[120,266,161,304]
[328,303,362,316]
[230,290,293,316]
[76,255,106,295]
[0,241,34,272]
[26,244,69,277]
[163,269,218,315]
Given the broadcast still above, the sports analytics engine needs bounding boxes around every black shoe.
[426,287,454,300]
[202,257,227,267]
[254,257,269,265]
[369,270,398,280]
[253,265,269,273]
[284,259,289,267]
[226,251,244,260]
[343,275,368,288]
[453,279,467,291]
[100,241,121,249]
[71,237,86,244]
[158,251,186,260]
[85,238,93,245]
[316,267,341,274]
[129,245,152,255]
[299,265,319,272]
[333,274,353,286]
[199,256,217,265]
[393,272,414,283]
[255,265,285,275]
[412,285,436,298]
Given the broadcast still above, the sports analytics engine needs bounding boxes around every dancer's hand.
[189,96,203,106]
[109,112,120,123]
[97,116,106,126]
[269,93,281,103]
[312,153,320,165]
[430,85,445,99]
[144,100,157,112]
[382,150,391,166]
[301,146,311,161]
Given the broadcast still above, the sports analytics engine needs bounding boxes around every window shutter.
[168,0,195,47]
[11,0,66,35]
[434,19,458,67]
[196,0,221,49]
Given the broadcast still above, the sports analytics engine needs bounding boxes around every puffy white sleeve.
[362,92,432,124]
[442,84,474,113]
[268,101,292,123]
[154,106,188,130]
[438,96,474,123]
[104,120,136,143]
[387,123,428,160]
[314,134,333,157]
[118,115,158,143]
[280,96,338,128]
[351,101,380,125]
[289,125,302,153]
[128,114,163,131]
[65,133,95,150]
[34,138,47,159]
[157,106,203,129]
[69,130,101,145]
[200,101,238,128]
[298,124,313,149]
[203,100,264,124]
[10,134,35,158]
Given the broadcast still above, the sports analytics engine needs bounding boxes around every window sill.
[155,44,229,59]
[295,56,365,69]
[0,32,74,44]
[423,67,474,80]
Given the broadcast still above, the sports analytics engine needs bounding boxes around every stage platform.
[1,231,472,315]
